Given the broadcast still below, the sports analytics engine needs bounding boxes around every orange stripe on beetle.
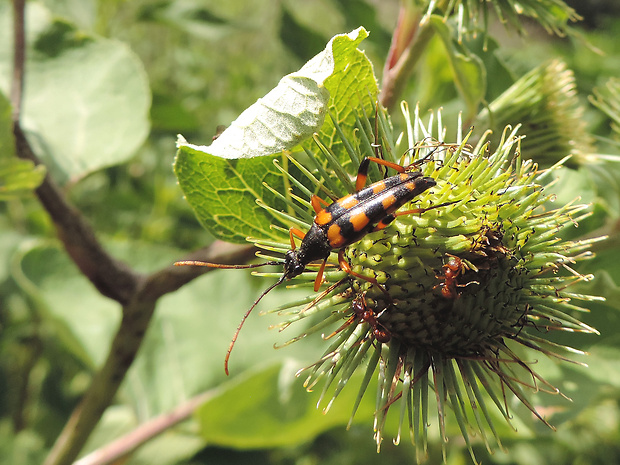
[373,217,393,231]
[349,210,371,232]
[337,194,359,210]
[405,180,420,191]
[327,223,347,247]
[372,181,387,194]
[381,193,398,211]
[315,209,333,226]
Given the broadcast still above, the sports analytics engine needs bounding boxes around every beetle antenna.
[174,260,281,269]
[224,274,286,375]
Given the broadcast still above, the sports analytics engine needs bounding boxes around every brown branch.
[11,0,139,305]
[73,390,216,465]
[42,241,255,465]
[9,3,258,465]
[13,126,141,303]
[10,0,25,121]
[43,298,155,465]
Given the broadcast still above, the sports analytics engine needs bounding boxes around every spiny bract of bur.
[251,106,604,463]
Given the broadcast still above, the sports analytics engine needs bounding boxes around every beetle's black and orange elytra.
[176,153,449,375]
[285,156,439,294]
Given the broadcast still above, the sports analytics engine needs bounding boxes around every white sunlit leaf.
[182,27,369,159]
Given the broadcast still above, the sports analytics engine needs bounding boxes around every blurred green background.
[1,1,620,464]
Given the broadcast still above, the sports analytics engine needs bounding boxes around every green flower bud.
[476,60,594,168]
[255,106,604,463]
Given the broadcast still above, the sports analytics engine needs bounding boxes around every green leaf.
[317,29,378,164]
[0,92,13,157]
[14,242,120,368]
[429,15,486,118]
[174,146,287,243]
[175,27,378,242]
[0,158,46,200]
[196,362,376,449]
[184,27,369,160]
[0,93,46,199]
[0,3,151,185]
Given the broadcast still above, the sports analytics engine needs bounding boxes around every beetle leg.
[394,200,457,218]
[367,156,407,173]
[310,194,330,214]
[338,250,392,302]
[355,156,408,191]
[313,259,327,292]
[355,158,370,191]
[289,227,306,250]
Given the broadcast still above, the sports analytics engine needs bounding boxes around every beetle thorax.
[283,224,333,280]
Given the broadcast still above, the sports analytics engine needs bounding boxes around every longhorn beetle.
[177,152,451,375]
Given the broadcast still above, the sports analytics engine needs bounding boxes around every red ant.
[326,293,391,344]
[436,254,467,299]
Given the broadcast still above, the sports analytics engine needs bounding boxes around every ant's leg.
[324,315,356,340]
[310,195,330,214]
[289,227,305,250]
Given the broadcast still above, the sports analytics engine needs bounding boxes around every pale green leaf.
[430,16,486,118]
[183,27,369,159]
[14,242,120,368]
[174,145,287,243]
[0,159,46,200]
[0,3,151,185]
[0,92,46,199]
[196,362,376,449]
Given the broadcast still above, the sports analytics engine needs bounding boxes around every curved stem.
[10,0,25,121]
[379,4,435,112]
